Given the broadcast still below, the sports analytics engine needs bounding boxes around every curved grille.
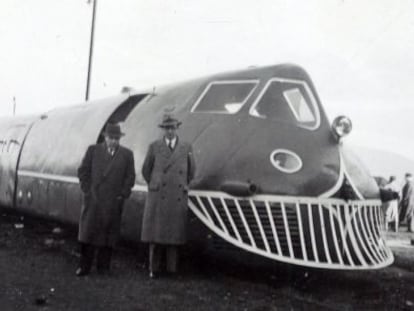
[188,191,393,270]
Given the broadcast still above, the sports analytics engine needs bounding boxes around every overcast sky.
[1,0,413,160]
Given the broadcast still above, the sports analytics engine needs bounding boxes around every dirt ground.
[1,212,414,311]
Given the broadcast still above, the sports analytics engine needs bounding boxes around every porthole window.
[270,149,303,173]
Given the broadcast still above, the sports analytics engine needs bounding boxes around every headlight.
[332,115,352,140]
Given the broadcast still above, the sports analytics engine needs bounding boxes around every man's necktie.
[168,141,173,151]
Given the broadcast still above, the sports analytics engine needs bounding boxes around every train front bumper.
[188,190,393,270]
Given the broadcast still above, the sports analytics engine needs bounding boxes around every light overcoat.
[383,180,400,222]
[141,138,195,245]
[400,181,414,223]
[77,143,135,247]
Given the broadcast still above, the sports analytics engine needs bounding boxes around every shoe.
[75,267,89,277]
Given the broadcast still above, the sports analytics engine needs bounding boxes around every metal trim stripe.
[18,170,79,184]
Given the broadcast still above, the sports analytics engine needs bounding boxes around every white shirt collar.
[165,136,177,148]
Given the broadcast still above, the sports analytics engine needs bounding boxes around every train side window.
[191,80,259,114]
[249,78,320,130]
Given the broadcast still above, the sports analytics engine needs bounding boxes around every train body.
[0,64,393,270]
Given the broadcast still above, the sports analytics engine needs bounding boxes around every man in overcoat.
[383,176,400,231]
[400,173,414,232]
[76,123,135,276]
[141,113,196,278]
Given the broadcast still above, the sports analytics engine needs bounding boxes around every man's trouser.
[78,242,113,272]
[149,243,178,273]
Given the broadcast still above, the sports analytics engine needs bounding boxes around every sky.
[1,0,414,160]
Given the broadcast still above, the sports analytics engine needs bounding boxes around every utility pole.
[13,96,16,116]
[85,0,98,101]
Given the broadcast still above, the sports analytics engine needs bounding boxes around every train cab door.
[0,119,35,208]
[96,94,148,143]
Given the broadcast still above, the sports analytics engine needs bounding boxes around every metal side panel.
[0,116,37,207]
[18,94,130,177]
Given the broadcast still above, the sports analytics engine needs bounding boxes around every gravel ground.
[1,212,414,311]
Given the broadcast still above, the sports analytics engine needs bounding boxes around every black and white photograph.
[0,0,413,310]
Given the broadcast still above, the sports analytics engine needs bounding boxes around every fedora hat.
[158,114,182,129]
[103,123,124,138]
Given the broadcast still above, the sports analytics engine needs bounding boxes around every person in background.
[400,173,414,232]
[141,112,196,278]
[383,176,400,232]
[76,123,136,276]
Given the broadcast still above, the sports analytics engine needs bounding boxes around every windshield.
[249,78,320,130]
[191,80,259,114]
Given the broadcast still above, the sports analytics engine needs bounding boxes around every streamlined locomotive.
[0,64,392,270]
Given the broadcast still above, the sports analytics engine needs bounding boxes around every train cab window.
[249,78,320,130]
[191,80,258,114]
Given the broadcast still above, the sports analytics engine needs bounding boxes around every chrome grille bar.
[250,199,270,252]
[374,205,390,259]
[335,204,354,267]
[234,199,256,247]
[296,202,308,261]
[196,196,213,223]
[357,204,380,264]
[264,201,282,255]
[206,196,229,235]
[307,203,319,262]
[281,202,294,258]
[351,204,375,265]
[345,204,367,266]
[220,197,242,242]
[318,203,332,264]
[328,203,343,265]
[364,205,384,262]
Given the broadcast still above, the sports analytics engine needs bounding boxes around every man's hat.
[158,114,182,129]
[103,123,124,138]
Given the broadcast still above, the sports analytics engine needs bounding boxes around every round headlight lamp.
[332,115,352,140]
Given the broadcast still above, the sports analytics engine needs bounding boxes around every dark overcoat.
[141,138,195,245]
[78,143,135,247]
